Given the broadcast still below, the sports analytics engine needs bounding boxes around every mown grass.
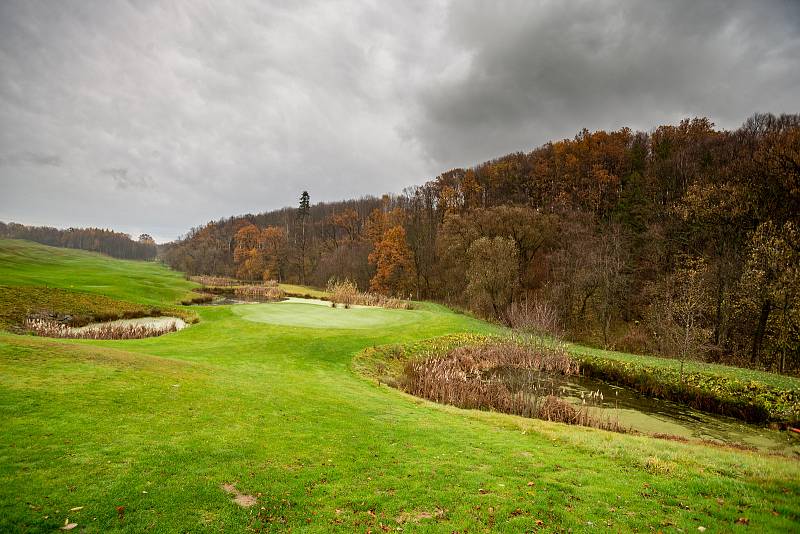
[0,240,799,532]
[0,238,198,307]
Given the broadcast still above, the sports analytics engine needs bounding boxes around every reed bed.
[189,276,285,301]
[189,275,243,287]
[327,278,413,309]
[24,317,181,340]
[401,341,622,431]
[232,282,285,301]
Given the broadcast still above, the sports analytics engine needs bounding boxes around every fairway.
[233,300,423,329]
[1,241,799,532]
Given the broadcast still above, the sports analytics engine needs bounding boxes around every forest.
[162,113,800,373]
[0,222,157,261]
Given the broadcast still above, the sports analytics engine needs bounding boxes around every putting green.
[232,300,421,329]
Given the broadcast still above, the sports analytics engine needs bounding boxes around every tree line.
[162,113,800,373]
[0,222,157,261]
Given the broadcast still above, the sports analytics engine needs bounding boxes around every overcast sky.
[1,1,798,242]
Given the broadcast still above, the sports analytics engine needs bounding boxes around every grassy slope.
[0,239,197,307]
[0,240,798,532]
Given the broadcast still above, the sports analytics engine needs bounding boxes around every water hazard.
[483,367,800,455]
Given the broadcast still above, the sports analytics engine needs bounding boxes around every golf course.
[1,239,799,532]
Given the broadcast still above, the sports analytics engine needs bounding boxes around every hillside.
[163,113,800,374]
[0,222,157,260]
[1,240,799,531]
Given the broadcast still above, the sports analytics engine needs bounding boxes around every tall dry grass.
[189,275,242,287]
[401,341,622,431]
[326,278,413,309]
[188,276,285,301]
[233,281,285,301]
[25,318,180,340]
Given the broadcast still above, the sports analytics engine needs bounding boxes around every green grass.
[1,240,799,532]
[0,239,198,307]
[234,301,433,330]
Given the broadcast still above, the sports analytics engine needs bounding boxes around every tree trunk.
[750,299,771,364]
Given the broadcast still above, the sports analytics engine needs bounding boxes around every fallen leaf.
[69,507,83,512]
[61,524,78,531]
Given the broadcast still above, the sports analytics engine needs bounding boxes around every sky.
[1,1,798,243]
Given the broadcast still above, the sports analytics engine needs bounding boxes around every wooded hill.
[162,113,800,373]
[0,222,157,261]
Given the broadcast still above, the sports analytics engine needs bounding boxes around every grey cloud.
[0,151,62,167]
[101,168,152,191]
[0,0,797,242]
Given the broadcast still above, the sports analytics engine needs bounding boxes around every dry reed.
[25,318,180,340]
[232,282,284,301]
[401,341,622,431]
[189,275,243,287]
[327,278,413,309]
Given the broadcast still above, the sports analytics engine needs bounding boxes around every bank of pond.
[355,334,800,456]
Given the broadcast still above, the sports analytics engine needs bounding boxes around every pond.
[483,367,800,455]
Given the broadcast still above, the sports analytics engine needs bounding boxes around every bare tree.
[650,258,708,381]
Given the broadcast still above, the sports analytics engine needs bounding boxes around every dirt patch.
[221,483,257,507]
[395,508,446,524]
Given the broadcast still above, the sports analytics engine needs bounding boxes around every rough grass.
[0,241,799,532]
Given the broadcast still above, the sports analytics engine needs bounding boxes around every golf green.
[232,300,424,329]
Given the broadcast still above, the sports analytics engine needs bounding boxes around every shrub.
[508,298,562,338]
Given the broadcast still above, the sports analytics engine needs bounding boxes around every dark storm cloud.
[0,1,797,241]
[411,0,800,167]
